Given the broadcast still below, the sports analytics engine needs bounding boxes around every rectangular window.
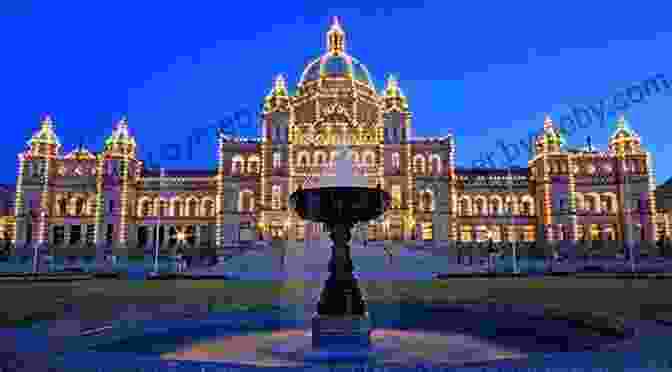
[109,200,115,214]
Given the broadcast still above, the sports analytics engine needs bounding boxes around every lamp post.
[506,168,519,274]
[153,168,165,275]
[624,173,636,273]
[33,210,46,274]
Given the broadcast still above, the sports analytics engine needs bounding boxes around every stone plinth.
[311,313,372,349]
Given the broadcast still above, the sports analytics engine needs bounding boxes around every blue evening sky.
[2,1,671,185]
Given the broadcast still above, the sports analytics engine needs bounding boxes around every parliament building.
[7,18,670,257]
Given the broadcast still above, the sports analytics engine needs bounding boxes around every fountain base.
[311,313,372,349]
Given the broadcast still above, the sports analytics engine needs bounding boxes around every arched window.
[314,152,326,166]
[232,155,243,174]
[474,198,485,215]
[158,199,168,217]
[413,155,426,174]
[57,198,66,216]
[586,196,595,212]
[522,201,531,216]
[431,154,441,174]
[272,185,281,210]
[187,199,198,217]
[490,198,501,215]
[174,199,183,217]
[203,199,214,217]
[601,195,610,214]
[247,156,259,174]
[240,191,254,212]
[365,152,375,165]
[75,198,84,215]
[142,199,152,217]
[460,199,469,216]
[299,152,309,167]
[422,191,433,212]
[392,153,400,169]
[506,199,515,214]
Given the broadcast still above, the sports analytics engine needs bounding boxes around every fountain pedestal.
[311,223,371,349]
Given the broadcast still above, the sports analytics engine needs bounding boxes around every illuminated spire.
[616,114,627,130]
[268,74,288,97]
[327,16,345,53]
[28,113,61,148]
[383,74,404,98]
[610,114,640,142]
[537,114,565,149]
[41,114,53,130]
[105,115,136,150]
[543,114,553,130]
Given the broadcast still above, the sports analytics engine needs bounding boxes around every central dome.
[298,17,375,89]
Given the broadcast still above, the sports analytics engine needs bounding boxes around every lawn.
[2,277,672,329]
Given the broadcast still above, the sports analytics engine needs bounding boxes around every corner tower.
[95,117,139,254]
[14,115,61,248]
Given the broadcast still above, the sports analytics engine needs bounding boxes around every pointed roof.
[610,114,640,141]
[105,116,136,148]
[65,139,96,160]
[382,74,404,98]
[27,114,61,148]
[267,74,289,97]
[538,115,565,147]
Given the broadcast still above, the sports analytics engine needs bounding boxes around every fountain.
[288,144,389,353]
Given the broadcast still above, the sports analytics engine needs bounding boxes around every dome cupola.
[298,17,375,89]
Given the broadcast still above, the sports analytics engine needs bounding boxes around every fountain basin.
[33,301,635,370]
[289,186,390,226]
